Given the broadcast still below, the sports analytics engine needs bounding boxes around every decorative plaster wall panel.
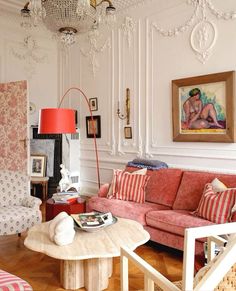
[67,0,236,189]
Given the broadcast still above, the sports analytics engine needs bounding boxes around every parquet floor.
[0,204,183,291]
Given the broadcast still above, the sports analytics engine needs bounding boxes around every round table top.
[24,217,150,260]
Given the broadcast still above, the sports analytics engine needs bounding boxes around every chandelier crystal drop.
[76,0,90,17]
[21,0,116,46]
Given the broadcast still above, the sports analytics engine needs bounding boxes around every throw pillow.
[115,170,150,203]
[211,178,227,192]
[107,168,147,199]
[194,183,236,224]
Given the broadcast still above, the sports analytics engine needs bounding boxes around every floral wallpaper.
[0,81,27,173]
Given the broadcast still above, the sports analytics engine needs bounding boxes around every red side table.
[46,197,86,221]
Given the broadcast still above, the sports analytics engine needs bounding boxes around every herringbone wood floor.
[0,204,183,291]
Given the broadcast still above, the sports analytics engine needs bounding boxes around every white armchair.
[0,170,42,235]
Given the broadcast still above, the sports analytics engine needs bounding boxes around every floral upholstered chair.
[0,170,42,235]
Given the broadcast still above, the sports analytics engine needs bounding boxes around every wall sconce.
[117,88,130,125]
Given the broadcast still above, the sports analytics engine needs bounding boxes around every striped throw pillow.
[0,270,32,291]
[194,183,236,224]
[114,170,150,203]
[111,169,144,198]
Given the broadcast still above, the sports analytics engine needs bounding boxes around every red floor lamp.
[38,87,101,189]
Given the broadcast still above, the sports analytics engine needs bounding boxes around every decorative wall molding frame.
[117,17,144,156]
[151,0,236,64]
[137,20,143,158]
[117,27,125,157]
[145,18,151,158]
[109,30,116,156]
[11,35,47,78]
[149,150,236,160]
[149,144,236,153]
[79,29,111,76]
[190,19,217,64]
[67,0,236,189]
[121,16,136,48]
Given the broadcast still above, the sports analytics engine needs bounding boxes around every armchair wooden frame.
[121,222,236,291]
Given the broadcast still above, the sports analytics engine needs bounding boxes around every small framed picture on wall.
[124,127,132,139]
[89,97,98,111]
[30,155,46,177]
[86,115,101,138]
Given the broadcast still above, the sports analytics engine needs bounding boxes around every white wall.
[0,11,58,128]
[67,0,236,192]
[3,1,235,192]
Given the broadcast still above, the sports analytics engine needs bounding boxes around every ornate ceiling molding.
[151,0,236,64]
[0,0,147,14]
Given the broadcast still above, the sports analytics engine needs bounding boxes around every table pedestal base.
[60,257,113,291]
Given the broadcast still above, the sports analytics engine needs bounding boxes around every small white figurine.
[59,164,72,192]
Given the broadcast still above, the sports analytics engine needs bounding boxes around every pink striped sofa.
[88,167,236,254]
[0,270,32,291]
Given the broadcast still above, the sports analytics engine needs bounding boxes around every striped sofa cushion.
[194,184,236,224]
[0,270,32,291]
[114,170,150,203]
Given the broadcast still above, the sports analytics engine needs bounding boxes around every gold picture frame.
[172,71,235,142]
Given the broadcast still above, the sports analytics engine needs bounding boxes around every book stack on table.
[52,192,79,204]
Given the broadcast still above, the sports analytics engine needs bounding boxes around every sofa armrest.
[22,196,42,209]
[98,183,110,198]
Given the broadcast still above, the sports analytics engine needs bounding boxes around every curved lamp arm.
[59,87,101,189]
[38,87,101,189]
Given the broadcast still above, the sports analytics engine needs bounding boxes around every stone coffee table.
[24,217,150,291]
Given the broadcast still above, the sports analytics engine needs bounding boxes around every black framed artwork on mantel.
[31,126,62,195]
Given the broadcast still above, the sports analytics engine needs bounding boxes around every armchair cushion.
[146,210,214,238]
[173,171,236,211]
[89,196,169,225]
[0,170,28,207]
[22,196,42,209]
[126,167,183,207]
[0,206,42,235]
[0,170,42,235]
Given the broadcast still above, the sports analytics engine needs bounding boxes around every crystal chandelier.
[21,0,116,46]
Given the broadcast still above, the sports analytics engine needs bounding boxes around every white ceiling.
[0,0,146,14]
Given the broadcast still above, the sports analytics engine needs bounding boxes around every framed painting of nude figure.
[172,71,235,142]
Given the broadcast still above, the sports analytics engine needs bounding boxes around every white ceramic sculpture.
[59,164,72,192]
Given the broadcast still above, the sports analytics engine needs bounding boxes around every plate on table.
[72,212,117,232]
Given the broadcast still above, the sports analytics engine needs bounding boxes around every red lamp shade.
[38,108,76,134]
